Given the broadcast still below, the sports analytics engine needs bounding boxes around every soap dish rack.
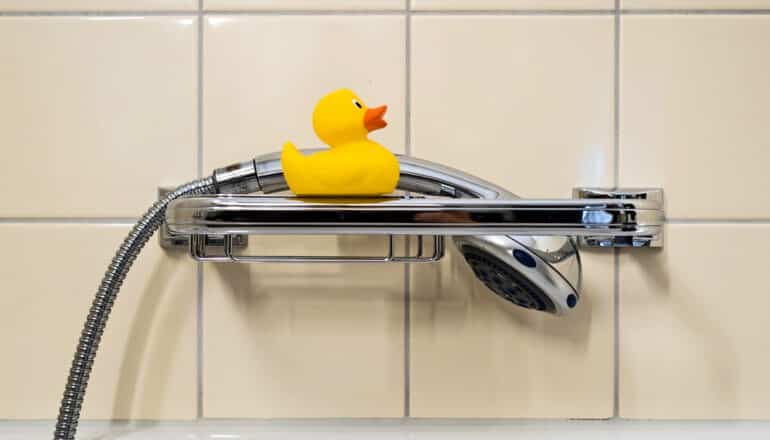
[160,189,665,264]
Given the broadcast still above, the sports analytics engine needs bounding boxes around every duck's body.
[282,141,399,196]
[281,89,399,196]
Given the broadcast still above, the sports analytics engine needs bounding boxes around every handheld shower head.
[235,151,584,315]
[454,235,580,314]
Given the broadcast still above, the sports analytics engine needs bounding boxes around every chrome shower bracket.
[159,186,665,255]
[157,187,249,250]
[573,187,664,248]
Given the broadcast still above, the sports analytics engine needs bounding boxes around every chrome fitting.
[213,159,260,194]
[573,187,664,248]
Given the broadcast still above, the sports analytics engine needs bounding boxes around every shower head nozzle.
[454,235,581,314]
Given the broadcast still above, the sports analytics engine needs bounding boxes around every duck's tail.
[281,141,305,191]
[281,141,303,166]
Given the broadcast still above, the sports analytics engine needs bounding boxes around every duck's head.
[312,89,387,146]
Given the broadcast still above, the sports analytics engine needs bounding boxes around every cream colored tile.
[0,224,197,419]
[202,14,406,419]
[202,236,405,417]
[622,0,770,9]
[203,15,405,168]
[204,0,405,10]
[411,245,614,418]
[620,224,770,419]
[411,16,613,199]
[0,0,196,10]
[0,17,196,217]
[413,0,613,10]
[620,16,770,219]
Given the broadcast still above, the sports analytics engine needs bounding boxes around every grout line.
[13,418,770,424]
[197,8,204,180]
[196,0,204,420]
[411,9,613,15]
[403,252,411,418]
[666,218,770,224]
[196,262,204,419]
[2,9,770,17]
[621,9,770,15]
[203,10,405,15]
[613,248,620,418]
[0,217,138,224]
[403,0,412,418]
[613,0,620,190]
[0,11,197,16]
[405,6,412,158]
[612,0,620,420]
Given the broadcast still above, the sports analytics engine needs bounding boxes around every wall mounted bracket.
[573,187,664,248]
[158,187,249,251]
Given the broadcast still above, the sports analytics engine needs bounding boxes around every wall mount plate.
[573,188,664,248]
[157,187,248,251]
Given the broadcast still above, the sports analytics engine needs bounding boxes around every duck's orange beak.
[364,105,388,132]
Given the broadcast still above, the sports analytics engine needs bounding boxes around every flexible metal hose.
[54,177,216,440]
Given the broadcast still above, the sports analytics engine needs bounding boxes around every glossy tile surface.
[202,236,404,417]
[0,17,197,217]
[411,16,614,199]
[202,14,407,418]
[0,224,197,419]
[620,225,770,419]
[0,0,196,10]
[622,0,770,9]
[204,0,405,10]
[410,246,614,418]
[620,16,770,219]
[203,15,406,168]
[413,0,613,10]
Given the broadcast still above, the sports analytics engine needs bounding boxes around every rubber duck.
[281,89,399,196]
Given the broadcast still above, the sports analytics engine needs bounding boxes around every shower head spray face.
[453,235,581,315]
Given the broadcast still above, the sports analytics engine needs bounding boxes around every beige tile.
[413,0,613,10]
[203,15,405,168]
[411,16,614,199]
[0,17,196,218]
[620,16,770,219]
[0,0,196,10]
[202,14,406,418]
[622,0,770,9]
[202,236,405,417]
[204,0,405,10]
[620,224,770,419]
[0,224,197,419]
[411,244,614,418]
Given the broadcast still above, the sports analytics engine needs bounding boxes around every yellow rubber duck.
[281,89,399,196]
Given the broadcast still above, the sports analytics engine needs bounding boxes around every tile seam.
[3,10,770,17]
[0,218,138,224]
[403,0,412,419]
[196,0,205,420]
[613,0,621,420]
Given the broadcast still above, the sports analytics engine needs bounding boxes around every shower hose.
[53,177,216,440]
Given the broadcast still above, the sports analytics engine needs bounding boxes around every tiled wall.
[1,0,770,423]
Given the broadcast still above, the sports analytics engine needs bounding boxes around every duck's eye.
[352,99,363,109]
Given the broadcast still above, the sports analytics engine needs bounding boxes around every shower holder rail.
[189,233,446,263]
[159,187,664,262]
